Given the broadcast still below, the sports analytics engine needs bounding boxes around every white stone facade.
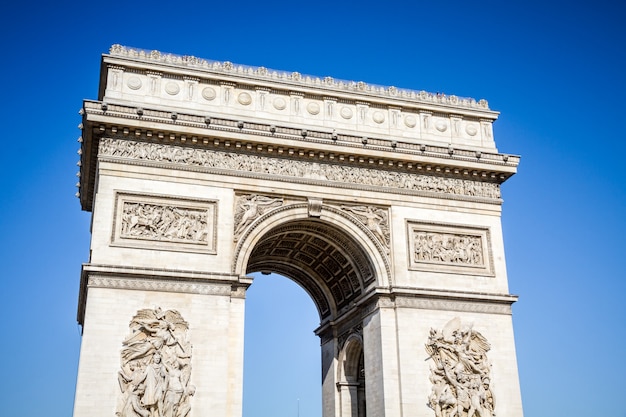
[74,46,523,417]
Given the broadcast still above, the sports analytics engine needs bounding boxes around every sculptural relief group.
[414,232,483,266]
[425,318,495,417]
[117,308,194,417]
[121,202,209,244]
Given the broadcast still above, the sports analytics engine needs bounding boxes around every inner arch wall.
[233,203,391,290]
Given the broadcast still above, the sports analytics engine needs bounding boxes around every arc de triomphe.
[74,45,523,417]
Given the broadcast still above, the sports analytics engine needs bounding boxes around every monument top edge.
[107,44,495,114]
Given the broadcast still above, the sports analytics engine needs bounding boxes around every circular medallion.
[307,102,320,115]
[127,76,142,90]
[273,97,287,110]
[373,111,385,124]
[404,115,417,128]
[238,92,252,106]
[164,81,180,95]
[465,124,478,136]
[435,120,448,132]
[201,87,216,101]
[340,106,353,119]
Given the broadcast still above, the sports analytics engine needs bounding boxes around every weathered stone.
[73,46,523,417]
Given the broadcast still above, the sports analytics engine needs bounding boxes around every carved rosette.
[425,318,495,417]
[117,308,194,417]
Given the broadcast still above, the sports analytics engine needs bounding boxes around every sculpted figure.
[341,205,389,248]
[162,360,186,417]
[142,353,167,416]
[414,232,483,266]
[117,362,150,417]
[118,308,193,417]
[425,318,494,417]
[234,194,283,238]
[121,202,209,244]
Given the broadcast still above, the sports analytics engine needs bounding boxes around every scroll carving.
[98,138,501,200]
[425,317,495,417]
[340,205,390,251]
[117,307,194,417]
[234,194,283,240]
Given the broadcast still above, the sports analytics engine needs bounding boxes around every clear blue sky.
[0,1,624,416]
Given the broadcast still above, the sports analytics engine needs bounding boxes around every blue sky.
[0,1,624,416]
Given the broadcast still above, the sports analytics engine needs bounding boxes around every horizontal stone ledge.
[83,99,518,167]
[77,263,247,326]
[81,263,240,282]
[384,285,518,304]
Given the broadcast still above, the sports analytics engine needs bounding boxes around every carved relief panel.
[117,307,194,417]
[112,192,218,254]
[407,221,493,276]
[425,317,495,417]
[233,193,284,241]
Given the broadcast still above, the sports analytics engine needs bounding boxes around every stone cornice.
[83,100,517,167]
[105,45,497,116]
[77,263,243,326]
[77,100,518,210]
[368,286,517,316]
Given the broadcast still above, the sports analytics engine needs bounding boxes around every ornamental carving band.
[425,317,495,417]
[117,308,194,417]
[98,138,501,200]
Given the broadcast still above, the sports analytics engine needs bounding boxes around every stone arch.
[339,334,364,383]
[233,202,390,320]
[338,334,366,417]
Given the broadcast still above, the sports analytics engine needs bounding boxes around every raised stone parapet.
[102,45,499,151]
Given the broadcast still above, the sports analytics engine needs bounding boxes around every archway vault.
[234,203,388,320]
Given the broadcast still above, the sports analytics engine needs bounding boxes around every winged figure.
[425,317,495,417]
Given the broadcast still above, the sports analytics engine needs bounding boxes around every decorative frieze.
[407,221,494,276]
[98,138,501,201]
[117,308,194,417]
[87,276,233,296]
[425,317,495,417]
[112,192,218,254]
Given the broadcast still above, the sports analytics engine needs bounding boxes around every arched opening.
[243,272,321,417]
[238,215,380,417]
[338,337,366,417]
[244,219,377,321]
